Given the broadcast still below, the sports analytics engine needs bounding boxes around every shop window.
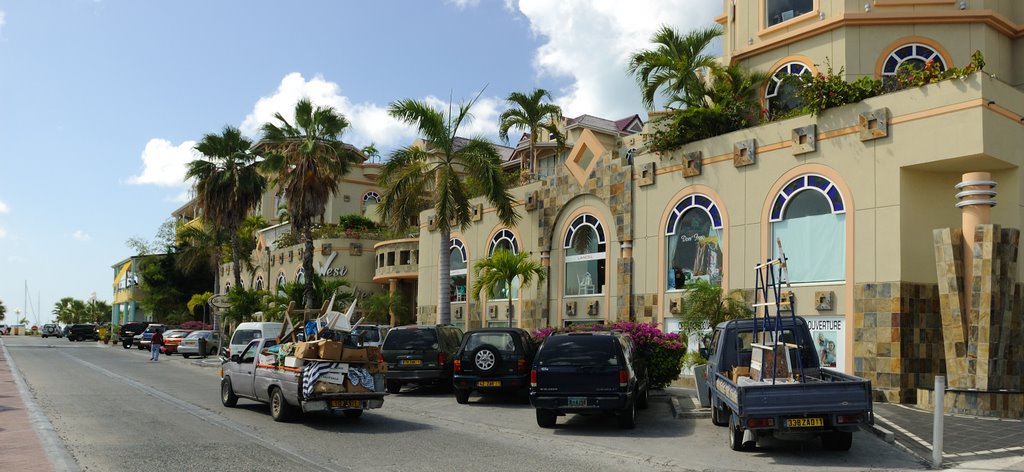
[563,214,606,296]
[295,269,305,284]
[254,276,264,291]
[450,239,468,302]
[770,174,845,283]
[488,229,519,300]
[666,194,723,290]
[766,0,814,28]
[881,43,947,86]
[766,62,810,116]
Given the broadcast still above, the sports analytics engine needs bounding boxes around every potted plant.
[680,279,750,407]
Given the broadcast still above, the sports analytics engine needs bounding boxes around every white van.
[228,322,283,356]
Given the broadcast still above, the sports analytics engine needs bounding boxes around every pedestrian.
[150,329,164,362]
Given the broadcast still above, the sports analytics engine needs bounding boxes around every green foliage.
[52,296,112,324]
[338,214,378,231]
[221,287,265,326]
[471,250,546,326]
[788,59,883,116]
[680,350,706,370]
[627,24,723,110]
[187,292,214,325]
[647,104,750,154]
[138,254,214,323]
[498,88,565,175]
[277,274,352,309]
[0,299,5,322]
[680,279,751,335]
[273,230,300,249]
[363,291,409,325]
[895,49,985,88]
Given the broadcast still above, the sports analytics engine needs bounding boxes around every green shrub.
[338,214,377,231]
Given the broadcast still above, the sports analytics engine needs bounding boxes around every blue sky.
[0,0,718,325]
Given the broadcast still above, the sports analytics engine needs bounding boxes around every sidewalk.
[0,339,60,471]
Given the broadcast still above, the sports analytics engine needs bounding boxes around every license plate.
[477,380,501,387]
[787,417,824,428]
[400,360,422,366]
[567,397,588,407]
[330,400,362,408]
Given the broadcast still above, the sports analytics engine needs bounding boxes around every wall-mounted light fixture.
[864,3,870,12]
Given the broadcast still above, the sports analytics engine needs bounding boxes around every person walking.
[150,329,164,362]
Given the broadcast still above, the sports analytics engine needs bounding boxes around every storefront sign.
[316,252,349,278]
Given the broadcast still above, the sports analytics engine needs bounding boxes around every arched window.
[295,269,305,285]
[276,272,286,289]
[254,276,264,291]
[766,62,811,116]
[770,174,846,283]
[363,191,381,203]
[488,229,519,299]
[881,43,947,85]
[666,194,723,290]
[564,214,606,296]
[450,239,468,302]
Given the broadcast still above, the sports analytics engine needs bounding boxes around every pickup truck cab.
[706,317,873,451]
[220,337,386,422]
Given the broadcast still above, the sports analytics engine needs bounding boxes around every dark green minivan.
[381,325,464,393]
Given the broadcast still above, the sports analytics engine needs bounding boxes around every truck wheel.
[637,386,649,410]
[386,380,402,394]
[342,409,363,419]
[711,398,728,426]
[617,400,637,429]
[729,415,750,451]
[455,388,470,404]
[220,378,238,407]
[821,431,853,451]
[536,409,556,428]
[269,387,292,422]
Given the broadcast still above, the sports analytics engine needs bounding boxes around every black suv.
[453,328,536,404]
[381,324,463,393]
[530,331,649,429]
[119,322,150,349]
[67,324,99,342]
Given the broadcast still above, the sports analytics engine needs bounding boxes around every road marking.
[877,410,1024,459]
[58,351,343,472]
[1,340,82,472]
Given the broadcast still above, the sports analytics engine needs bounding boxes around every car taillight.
[438,352,446,366]
[837,414,863,424]
[516,359,527,374]
[619,368,628,387]
[747,418,775,428]
[453,359,462,373]
[530,369,537,387]
[378,353,385,363]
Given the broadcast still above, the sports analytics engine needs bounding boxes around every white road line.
[59,351,342,472]
[877,411,1024,459]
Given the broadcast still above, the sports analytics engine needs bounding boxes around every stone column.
[388,279,398,326]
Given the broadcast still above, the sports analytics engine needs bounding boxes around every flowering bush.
[180,320,213,330]
[532,321,686,389]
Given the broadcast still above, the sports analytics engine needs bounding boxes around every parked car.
[137,324,168,350]
[178,330,221,358]
[530,331,649,429]
[227,322,283,357]
[453,328,536,404]
[350,324,391,347]
[160,329,193,355]
[119,322,150,349]
[0,324,8,335]
[66,324,99,342]
[40,323,62,338]
[381,324,463,393]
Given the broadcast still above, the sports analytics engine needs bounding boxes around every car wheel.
[821,431,853,451]
[269,387,292,422]
[220,378,238,407]
[122,342,132,349]
[729,414,751,451]
[536,408,556,428]
[182,354,191,359]
[455,388,470,404]
[342,409,363,419]
[617,399,637,429]
[137,344,144,350]
[386,380,402,394]
[637,386,649,410]
[472,344,501,374]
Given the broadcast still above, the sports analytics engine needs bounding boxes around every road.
[3,335,925,472]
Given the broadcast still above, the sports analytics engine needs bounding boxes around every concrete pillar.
[388,279,398,326]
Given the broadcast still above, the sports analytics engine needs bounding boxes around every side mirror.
[698,347,710,360]
[230,354,240,363]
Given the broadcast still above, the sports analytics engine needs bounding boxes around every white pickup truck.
[220,337,387,421]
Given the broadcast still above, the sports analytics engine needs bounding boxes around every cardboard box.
[341,347,368,363]
[319,365,349,385]
[284,356,305,368]
[365,346,381,362]
[294,342,319,360]
[344,378,372,393]
[367,361,386,374]
[319,340,343,361]
[731,366,750,382]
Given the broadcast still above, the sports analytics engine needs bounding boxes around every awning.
[113,261,131,288]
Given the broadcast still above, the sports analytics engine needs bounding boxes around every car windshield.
[165,330,189,338]
[231,329,261,346]
[351,327,382,343]
[383,329,437,351]
[464,333,516,353]
[185,331,212,339]
[537,335,619,367]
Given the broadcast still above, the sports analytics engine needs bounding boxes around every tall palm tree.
[52,297,76,325]
[628,24,723,110]
[187,126,267,289]
[258,98,361,309]
[471,249,545,327]
[498,88,565,175]
[378,91,518,325]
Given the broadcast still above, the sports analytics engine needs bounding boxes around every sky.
[0,0,719,325]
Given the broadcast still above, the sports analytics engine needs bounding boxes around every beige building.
[407,0,1024,407]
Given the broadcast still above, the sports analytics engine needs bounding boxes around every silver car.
[178,330,220,358]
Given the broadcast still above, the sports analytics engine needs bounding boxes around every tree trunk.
[529,139,536,176]
[230,230,242,288]
[302,225,316,309]
[507,279,515,328]
[438,230,451,325]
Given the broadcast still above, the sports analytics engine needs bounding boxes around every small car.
[66,324,99,342]
[160,329,193,355]
[40,323,62,338]
[381,324,464,394]
[178,330,221,358]
[453,328,536,404]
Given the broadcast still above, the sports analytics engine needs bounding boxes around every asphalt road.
[5,335,926,472]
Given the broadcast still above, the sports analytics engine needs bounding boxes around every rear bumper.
[530,392,631,412]
[454,374,528,391]
[387,369,447,383]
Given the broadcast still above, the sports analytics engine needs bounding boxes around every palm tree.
[187,292,214,326]
[498,88,565,175]
[0,299,6,322]
[378,91,519,325]
[680,279,750,336]
[705,64,771,123]
[176,222,227,294]
[471,250,546,327]
[363,291,408,325]
[258,98,361,309]
[187,126,267,289]
[627,24,723,110]
[52,297,77,325]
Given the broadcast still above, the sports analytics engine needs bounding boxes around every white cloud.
[446,0,480,8]
[515,0,721,118]
[127,138,198,187]
[0,199,8,214]
[71,230,91,241]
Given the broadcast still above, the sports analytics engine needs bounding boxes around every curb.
[668,395,712,419]
[864,423,896,443]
